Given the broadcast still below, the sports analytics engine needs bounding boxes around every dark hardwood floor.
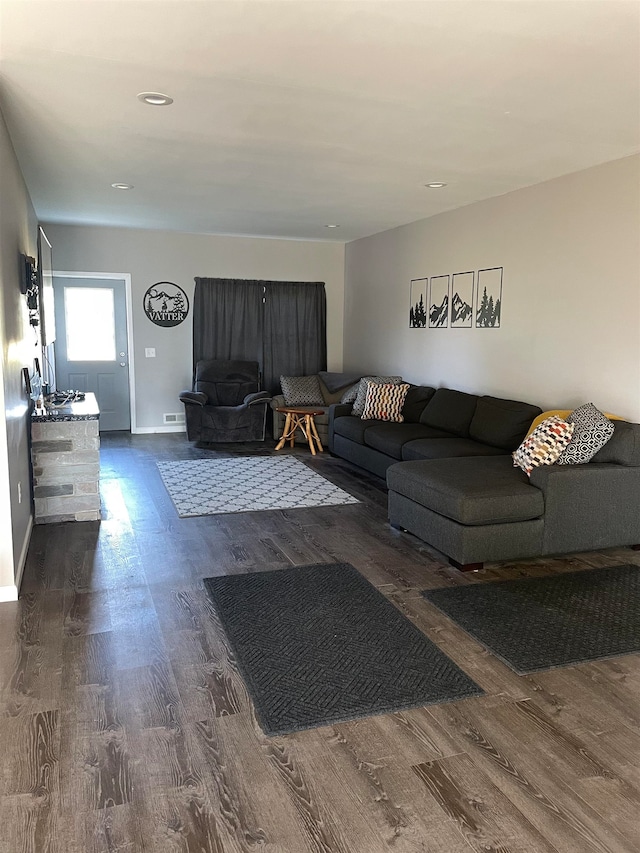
[1,432,639,852]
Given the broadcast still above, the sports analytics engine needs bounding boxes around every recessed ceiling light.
[425,182,447,188]
[325,224,340,228]
[111,183,133,190]
[137,92,173,106]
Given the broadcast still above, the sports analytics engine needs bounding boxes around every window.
[64,287,116,361]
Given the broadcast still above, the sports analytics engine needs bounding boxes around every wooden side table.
[275,407,324,455]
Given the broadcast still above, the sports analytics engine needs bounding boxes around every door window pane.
[65,287,116,361]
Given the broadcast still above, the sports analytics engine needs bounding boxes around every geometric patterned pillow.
[556,402,615,465]
[512,415,575,477]
[280,375,324,406]
[351,375,403,416]
[361,382,410,422]
[340,383,360,404]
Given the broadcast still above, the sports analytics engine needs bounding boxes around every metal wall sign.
[143,282,189,327]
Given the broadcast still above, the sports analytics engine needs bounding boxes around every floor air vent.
[163,412,186,425]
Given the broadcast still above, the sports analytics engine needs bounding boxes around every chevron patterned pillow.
[361,382,410,422]
[351,375,403,415]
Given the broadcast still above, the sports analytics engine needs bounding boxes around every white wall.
[43,225,345,431]
[344,155,640,421]
[0,107,39,598]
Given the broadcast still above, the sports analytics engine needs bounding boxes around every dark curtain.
[193,278,263,367]
[192,278,327,394]
[263,281,327,394]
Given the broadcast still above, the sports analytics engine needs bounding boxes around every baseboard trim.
[13,514,33,597]
[0,583,19,602]
[131,425,187,435]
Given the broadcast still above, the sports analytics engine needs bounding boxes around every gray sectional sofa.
[328,386,640,570]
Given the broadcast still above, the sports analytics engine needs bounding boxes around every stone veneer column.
[31,418,100,523]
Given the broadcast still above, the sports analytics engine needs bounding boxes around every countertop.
[31,391,100,422]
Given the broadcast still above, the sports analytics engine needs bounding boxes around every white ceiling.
[1,0,639,243]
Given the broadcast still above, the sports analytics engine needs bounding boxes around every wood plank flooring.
[1,432,639,852]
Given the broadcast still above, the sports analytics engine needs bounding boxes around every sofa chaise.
[328,386,640,570]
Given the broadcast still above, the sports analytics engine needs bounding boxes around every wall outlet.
[145,347,156,358]
[17,482,22,504]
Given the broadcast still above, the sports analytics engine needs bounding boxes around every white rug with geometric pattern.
[157,455,359,517]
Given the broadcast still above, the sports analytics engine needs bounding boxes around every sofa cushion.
[512,416,575,476]
[590,420,640,466]
[402,437,507,461]
[361,383,410,422]
[419,388,479,437]
[469,396,542,451]
[333,415,378,444]
[352,376,403,415]
[386,457,544,525]
[364,423,442,460]
[280,375,324,406]
[557,402,615,465]
[402,385,437,423]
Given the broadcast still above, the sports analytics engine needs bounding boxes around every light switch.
[145,347,156,358]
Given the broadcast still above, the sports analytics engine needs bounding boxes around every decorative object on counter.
[143,281,189,326]
[47,390,86,407]
[29,372,43,406]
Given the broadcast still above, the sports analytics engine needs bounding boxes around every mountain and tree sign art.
[429,276,450,328]
[409,279,427,328]
[143,282,189,327]
[409,267,502,329]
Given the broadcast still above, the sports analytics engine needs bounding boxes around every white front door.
[53,276,131,431]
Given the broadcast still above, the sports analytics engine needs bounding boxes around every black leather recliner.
[179,360,271,442]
